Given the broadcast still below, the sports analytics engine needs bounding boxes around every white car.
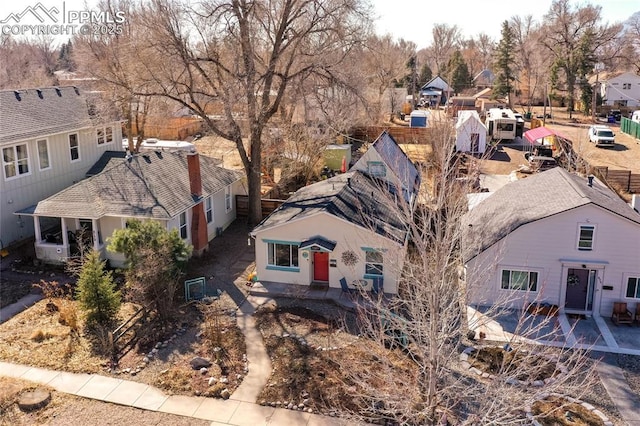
[588,125,615,147]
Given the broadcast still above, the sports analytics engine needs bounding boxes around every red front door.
[313,252,329,282]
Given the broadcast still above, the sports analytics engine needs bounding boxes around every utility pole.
[592,73,599,123]
[543,84,547,127]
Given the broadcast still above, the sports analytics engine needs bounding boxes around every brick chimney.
[187,152,208,256]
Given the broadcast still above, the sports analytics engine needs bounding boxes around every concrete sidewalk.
[0,361,347,425]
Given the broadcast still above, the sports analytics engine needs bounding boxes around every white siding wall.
[1,124,122,246]
[603,73,640,107]
[466,204,640,316]
[253,213,405,294]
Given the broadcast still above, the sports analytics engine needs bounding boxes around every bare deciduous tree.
[339,117,599,425]
[428,24,462,75]
[540,0,623,117]
[80,0,372,225]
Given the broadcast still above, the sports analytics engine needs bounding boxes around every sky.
[370,0,639,49]
[0,0,638,48]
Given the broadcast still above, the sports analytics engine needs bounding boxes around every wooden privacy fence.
[593,166,640,194]
[350,126,433,144]
[236,195,285,218]
[130,117,204,140]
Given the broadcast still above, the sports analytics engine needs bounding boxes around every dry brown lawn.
[0,295,247,398]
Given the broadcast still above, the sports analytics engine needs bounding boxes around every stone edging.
[459,346,568,386]
[524,392,613,426]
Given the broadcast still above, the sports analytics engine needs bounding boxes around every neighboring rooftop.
[0,86,93,144]
[462,167,640,261]
[34,151,242,220]
[251,170,408,244]
[369,130,421,197]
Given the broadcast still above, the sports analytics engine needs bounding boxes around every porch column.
[92,219,99,250]
[61,219,68,247]
[33,216,42,242]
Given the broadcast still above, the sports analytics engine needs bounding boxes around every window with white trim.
[97,126,113,145]
[205,196,213,223]
[69,134,80,162]
[365,250,384,276]
[225,185,232,212]
[37,139,50,170]
[626,277,640,299]
[2,144,30,179]
[623,83,631,90]
[578,225,595,250]
[267,242,299,269]
[179,212,188,239]
[501,269,538,292]
[105,126,113,143]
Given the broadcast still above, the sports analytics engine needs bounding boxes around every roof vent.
[587,175,594,187]
[36,89,43,99]
[14,91,21,101]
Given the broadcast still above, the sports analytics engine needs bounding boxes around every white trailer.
[485,108,517,141]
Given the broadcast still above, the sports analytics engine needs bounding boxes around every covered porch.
[15,206,105,264]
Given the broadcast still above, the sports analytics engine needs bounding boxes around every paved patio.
[468,305,640,355]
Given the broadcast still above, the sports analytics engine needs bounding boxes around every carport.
[523,126,570,157]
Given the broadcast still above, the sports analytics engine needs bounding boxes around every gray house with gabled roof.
[1,86,122,248]
[463,167,640,317]
[22,150,243,266]
[250,131,420,295]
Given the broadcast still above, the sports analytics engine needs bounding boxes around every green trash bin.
[524,112,532,120]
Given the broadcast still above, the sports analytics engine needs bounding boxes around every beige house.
[1,86,123,248]
[22,151,244,267]
[250,131,420,295]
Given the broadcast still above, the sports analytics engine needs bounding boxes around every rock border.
[524,392,613,426]
[459,346,568,386]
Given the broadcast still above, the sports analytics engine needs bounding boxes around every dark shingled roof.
[462,167,640,262]
[85,151,128,177]
[371,131,421,197]
[34,151,242,220]
[252,170,408,244]
[0,86,93,144]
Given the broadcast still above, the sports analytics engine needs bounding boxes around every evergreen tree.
[577,31,597,114]
[493,21,516,105]
[441,50,471,94]
[108,219,192,322]
[76,251,121,325]
[57,41,76,71]
[418,63,433,88]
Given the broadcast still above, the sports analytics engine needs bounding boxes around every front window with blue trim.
[364,250,383,276]
[267,242,299,270]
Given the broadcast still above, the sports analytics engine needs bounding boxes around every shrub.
[57,300,79,331]
[76,251,121,325]
[108,219,191,323]
[30,329,53,342]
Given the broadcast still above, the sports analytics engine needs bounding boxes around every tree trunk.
[247,130,263,226]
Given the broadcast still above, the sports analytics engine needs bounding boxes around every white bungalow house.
[597,71,640,107]
[1,86,123,248]
[462,167,640,317]
[455,110,487,154]
[21,151,244,267]
[250,131,421,295]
